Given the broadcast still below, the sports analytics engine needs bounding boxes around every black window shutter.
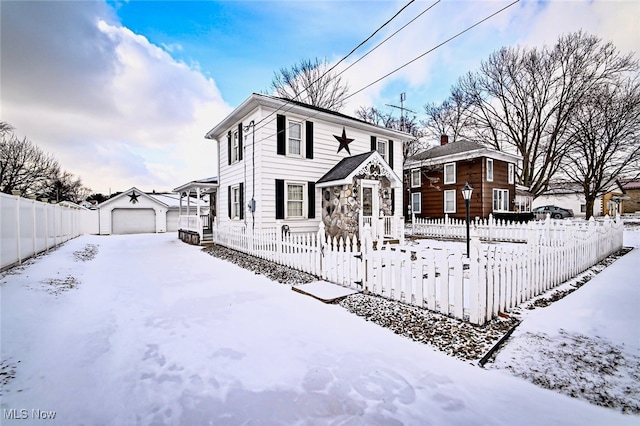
[239,182,244,220]
[307,182,315,218]
[305,121,314,159]
[370,136,376,151]
[227,131,232,165]
[277,115,286,155]
[275,179,285,219]
[238,123,243,161]
[388,140,394,169]
[227,186,231,218]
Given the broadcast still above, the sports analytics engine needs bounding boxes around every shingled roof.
[317,152,374,185]
[409,140,486,161]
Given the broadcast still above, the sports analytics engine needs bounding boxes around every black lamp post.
[461,182,473,257]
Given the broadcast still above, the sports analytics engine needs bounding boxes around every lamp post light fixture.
[461,182,473,257]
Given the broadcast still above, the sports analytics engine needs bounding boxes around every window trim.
[444,190,456,213]
[231,131,240,163]
[231,185,241,219]
[410,169,421,188]
[287,119,303,157]
[487,158,494,182]
[508,163,515,184]
[493,188,509,212]
[444,163,456,185]
[377,139,388,162]
[285,181,306,218]
[411,192,421,214]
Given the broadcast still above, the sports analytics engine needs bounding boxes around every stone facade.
[321,173,393,240]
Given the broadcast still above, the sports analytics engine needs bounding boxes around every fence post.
[317,222,326,278]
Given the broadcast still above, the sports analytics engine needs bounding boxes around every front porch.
[173,177,218,245]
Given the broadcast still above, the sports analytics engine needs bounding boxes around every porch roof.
[316,151,402,188]
[173,177,218,194]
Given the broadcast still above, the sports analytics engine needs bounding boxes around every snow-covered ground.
[0,228,638,425]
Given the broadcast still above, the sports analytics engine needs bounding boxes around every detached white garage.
[98,188,169,235]
[97,188,209,235]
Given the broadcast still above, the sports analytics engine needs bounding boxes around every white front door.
[360,180,380,238]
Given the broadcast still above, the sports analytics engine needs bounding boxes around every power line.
[248,0,418,134]
[247,0,520,146]
[344,0,521,102]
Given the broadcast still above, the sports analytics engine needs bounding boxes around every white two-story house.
[185,93,409,242]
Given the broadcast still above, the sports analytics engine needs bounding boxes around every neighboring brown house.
[403,136,522,220]
[617,180,640,214]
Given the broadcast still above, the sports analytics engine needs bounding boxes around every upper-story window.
[487,158,494,182]
[288,120,302,156]
[411,169,421,188]
[444,163,456,184]
[231,131,240,163]
[508,163,515,184]
[377,139,388,162]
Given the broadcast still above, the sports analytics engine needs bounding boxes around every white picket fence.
[211,216,624,325]
[410,213,579,242]
[0,193,95,271]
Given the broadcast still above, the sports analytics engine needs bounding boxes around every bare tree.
[421,88,471,143]
[0,128,60,196]
[445,31,637,197]
[355,106,425,163]
[561,76,640,218]
[38,170,91,203]
[269,58,349,111]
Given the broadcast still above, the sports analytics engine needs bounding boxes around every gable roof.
[98,187,169,208]
[316,151,402,188]
[405,140,521,168]
[205,93,410,142]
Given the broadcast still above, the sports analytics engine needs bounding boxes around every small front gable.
[316,151,401,189]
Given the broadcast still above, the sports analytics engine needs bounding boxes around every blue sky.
[2,0,638,195]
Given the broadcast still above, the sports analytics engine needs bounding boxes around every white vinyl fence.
[0,193,96,271]
[211,216,624,325]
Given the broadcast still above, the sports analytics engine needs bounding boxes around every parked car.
[532,205,574,219]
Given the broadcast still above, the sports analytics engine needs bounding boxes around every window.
[444,163,456,184]
[411,192,421,214]
[231,131,240,163]
[286,183,304,218]
[493,189,509,212]
[231,185,241,219]
[487,159,494,182]
[444,190,456,213]
[288,120,302,156]
[581,204,586,213]
[377,139,388,162]
[411,169,421,188]
[508,163,515,184]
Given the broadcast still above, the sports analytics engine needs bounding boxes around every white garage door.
[166,210,179,232]
[112,208,156,235]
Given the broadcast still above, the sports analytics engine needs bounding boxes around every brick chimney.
[440,134,448,146]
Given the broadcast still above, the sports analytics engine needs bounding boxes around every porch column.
[179,192,183,216]
[196,187,201,217]
[186,191,191,216]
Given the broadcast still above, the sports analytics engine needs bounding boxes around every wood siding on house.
[216,101,404,233]
[406,157,516,220]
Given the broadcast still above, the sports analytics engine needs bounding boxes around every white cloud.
[1,1,231,195]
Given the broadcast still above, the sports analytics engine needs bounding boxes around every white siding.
[98,190,168,234]
[215,99,407,234]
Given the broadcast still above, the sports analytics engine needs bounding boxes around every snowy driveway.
[0,234,635,425]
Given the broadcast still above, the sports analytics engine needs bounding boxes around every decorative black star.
[129,191,139,204]
[333,127,354,155]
